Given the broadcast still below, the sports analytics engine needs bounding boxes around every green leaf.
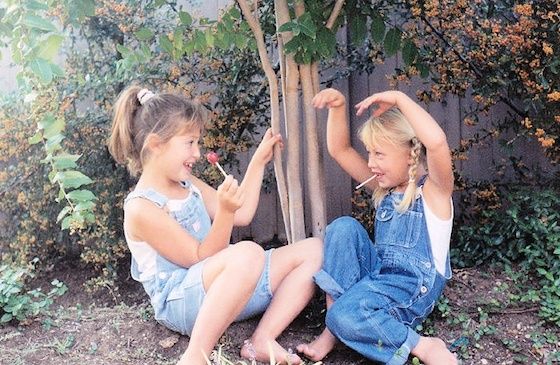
[179,11,192,27]
[116,44,131,57]
[24,0,49,11]
[298,12,316,39]
[28,57,53,84]
[56,206,72,223]
[53,171,93,189]
[417,62,430,78]
[278,21,294,33]
[316,27,336,58]
[370,14,386,43]
[28,132,42,145]
[135,27,153,41]
[36,34,64,61]
[74,201,96,212]
[1,313,13,323]
[39,114,64,139]
[45,133,64,153]
[159,35,173,55]
[21,14,56,32]
[349,14,367,45]
[66,189,96,202]
[52,154,81,170]
[61,215,72,230]
[205,29,214,48]
[384,27,402,57]
[402,39,418,66]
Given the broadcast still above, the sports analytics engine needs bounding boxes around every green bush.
[453,184,560,325]
[0,1,270,289]
[0,259,67,324]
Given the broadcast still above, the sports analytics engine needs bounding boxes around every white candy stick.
[215,162,228,178]
[355,175,377,190]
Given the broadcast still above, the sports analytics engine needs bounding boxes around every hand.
[252,128,283,166]
[217,175,245,213]
[312,88,346,109]
[354,90,404,117]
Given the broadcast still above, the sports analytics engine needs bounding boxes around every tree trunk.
[276,0,306,242]
[295,3,327,238]
[237,0,292,243]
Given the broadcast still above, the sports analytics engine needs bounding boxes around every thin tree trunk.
[275,0,306,242]
[294,3,326,238]
[237,0,292,244]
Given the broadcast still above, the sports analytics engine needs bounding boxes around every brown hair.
[359,107,426,212]
[108,85,207,176]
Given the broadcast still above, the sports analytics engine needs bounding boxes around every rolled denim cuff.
[313,269,345,300]
[387,327,420,365]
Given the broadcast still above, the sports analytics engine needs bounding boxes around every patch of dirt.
[0,262,558,365]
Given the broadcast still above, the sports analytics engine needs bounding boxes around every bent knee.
[327,216,362,234]
[229,241,265,271]
[302,237,323,267]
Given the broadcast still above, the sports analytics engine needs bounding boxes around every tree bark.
[275,0,306,242]
[294,2,327,238]
[237,0,292,243]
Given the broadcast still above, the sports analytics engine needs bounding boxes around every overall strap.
[417,174,428,187]
[124,188,169,208]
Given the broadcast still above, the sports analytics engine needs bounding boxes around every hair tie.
[137,88,155,105]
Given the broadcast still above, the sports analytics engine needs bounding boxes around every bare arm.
[235,128,282,225]
[313,88,375,189]
[125,175,243,268]
[193,129,281,226]
[355,90,454,197]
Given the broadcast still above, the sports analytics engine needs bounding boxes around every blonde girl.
[108,85,321,365]
[297,88,458,365]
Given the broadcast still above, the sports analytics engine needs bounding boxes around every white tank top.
[420,190,453,275]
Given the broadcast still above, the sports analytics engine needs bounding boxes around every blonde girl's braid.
[397,137,422,212]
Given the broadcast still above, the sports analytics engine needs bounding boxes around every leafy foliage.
[1,0,270,288]
[453,184,560,325]
[0,259,67,324]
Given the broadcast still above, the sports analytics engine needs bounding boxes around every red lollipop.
[206,151,227,178]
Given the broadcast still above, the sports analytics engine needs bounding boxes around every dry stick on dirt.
[237,0,292,244]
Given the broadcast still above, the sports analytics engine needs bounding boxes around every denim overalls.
[314,177,452,364]
[124,181,273,336]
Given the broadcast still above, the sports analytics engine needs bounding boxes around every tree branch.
[326,0,345,29]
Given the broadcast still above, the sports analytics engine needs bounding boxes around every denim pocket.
[171,204,199,232]
[375,208,422,248]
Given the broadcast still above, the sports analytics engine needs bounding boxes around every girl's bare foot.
[412,337,458,365]
[240,338,301,365]
[296,328,337,361]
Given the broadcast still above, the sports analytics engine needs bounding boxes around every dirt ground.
[0,260,558,365]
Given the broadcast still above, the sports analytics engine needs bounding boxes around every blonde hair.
[359,107,426,212]
[108,85,208,176]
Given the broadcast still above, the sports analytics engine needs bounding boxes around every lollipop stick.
[355,175,376,190]
[215,162,228,178]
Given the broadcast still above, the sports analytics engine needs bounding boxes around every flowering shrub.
[0,1,269,289]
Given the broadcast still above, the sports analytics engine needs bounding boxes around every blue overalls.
[314,177,452,364]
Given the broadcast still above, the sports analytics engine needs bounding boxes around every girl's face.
[366,138,412,192]
[157,129,201,182]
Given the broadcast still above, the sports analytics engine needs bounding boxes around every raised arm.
[193,129,281,227]
[234,128,282,225]
[313,88,374,188]
[355,90,454,197]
